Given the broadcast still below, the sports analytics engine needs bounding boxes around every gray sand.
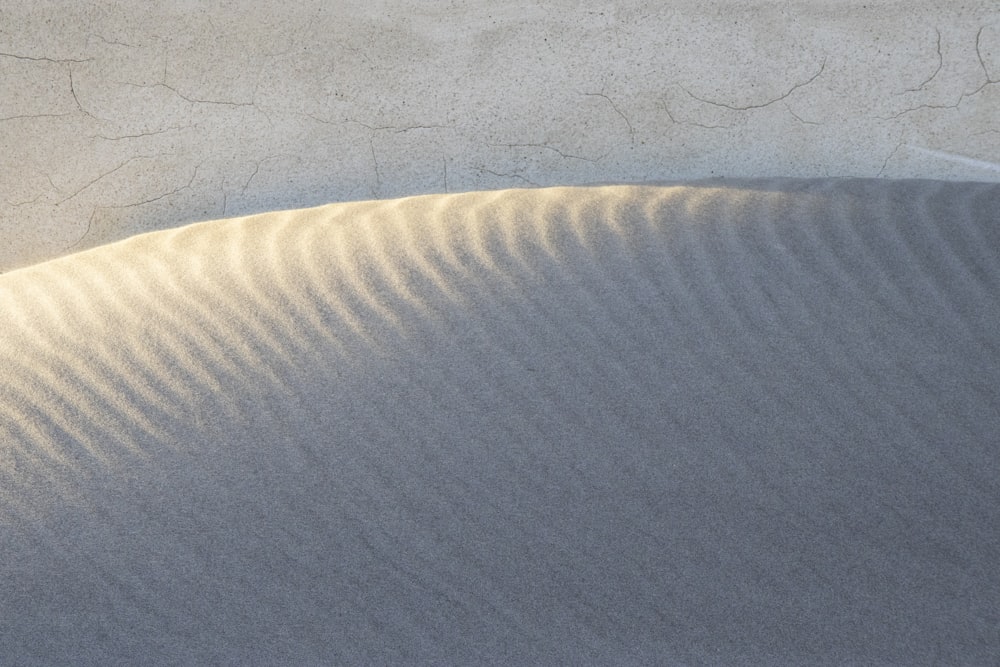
[1,179,998,664]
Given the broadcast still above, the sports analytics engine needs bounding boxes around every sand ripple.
[1,179,998,663]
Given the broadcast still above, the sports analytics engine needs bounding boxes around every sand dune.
[1,179,998,664]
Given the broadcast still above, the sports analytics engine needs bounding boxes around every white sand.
[1,179,998,664]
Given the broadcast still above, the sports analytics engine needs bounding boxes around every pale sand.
[1,179,998,664]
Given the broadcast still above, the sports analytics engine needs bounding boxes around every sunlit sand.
[1,179,998,663]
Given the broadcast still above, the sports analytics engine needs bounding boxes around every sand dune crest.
[1,180,998,663]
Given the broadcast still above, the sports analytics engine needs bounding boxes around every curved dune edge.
[1,179,999,663]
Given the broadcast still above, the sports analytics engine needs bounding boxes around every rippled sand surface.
[2,180,998,664]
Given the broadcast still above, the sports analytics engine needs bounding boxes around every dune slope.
[1,180,999,664]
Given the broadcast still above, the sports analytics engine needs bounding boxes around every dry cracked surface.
[1,2,997,271]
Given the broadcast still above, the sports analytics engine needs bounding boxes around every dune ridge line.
[1,179,998,664]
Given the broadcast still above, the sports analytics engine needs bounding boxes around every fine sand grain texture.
[1,179,999,664]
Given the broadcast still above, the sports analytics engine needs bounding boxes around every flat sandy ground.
[1,179,998,664]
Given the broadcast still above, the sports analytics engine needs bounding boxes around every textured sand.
[1,180,999,664]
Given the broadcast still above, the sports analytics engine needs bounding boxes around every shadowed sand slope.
[1,180,999,664]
